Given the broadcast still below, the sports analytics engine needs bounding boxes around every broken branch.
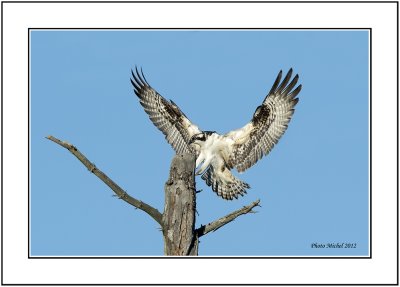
[196,199,261,238]
[46,135,163,227]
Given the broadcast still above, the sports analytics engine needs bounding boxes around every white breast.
[195,133,233,175]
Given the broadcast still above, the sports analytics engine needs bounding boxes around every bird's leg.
[195,157,212,175]
[195,152,205,168]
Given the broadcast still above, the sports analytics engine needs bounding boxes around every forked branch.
[46,135,163,226]
[196,199,261,238]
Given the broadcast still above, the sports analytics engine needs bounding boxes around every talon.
[196,189,203,194]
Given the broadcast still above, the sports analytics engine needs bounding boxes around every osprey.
[131,67,301,200]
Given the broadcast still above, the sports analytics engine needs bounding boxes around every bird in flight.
[131,67,301,200]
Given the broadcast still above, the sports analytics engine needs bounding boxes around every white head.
[189,131,215,148]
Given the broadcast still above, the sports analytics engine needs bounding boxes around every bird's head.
[189,131,215,147]
[189,132,207,146]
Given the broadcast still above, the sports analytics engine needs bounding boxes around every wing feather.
[225,69,301,172]
[201,164,250,200]
[131,67,201,154]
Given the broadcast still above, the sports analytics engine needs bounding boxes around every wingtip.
[130,77,139,90]
[296,84,303,94]
[286,68,293,77]
[134,66,148,86]
[140,67,151,86]
[130,66,146,90]
[135,66,140,79]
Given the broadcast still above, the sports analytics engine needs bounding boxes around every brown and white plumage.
[225,69,301,172]
[130,68,201,154]
[131,67,301,200]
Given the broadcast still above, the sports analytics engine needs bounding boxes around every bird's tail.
[201,165,250,200]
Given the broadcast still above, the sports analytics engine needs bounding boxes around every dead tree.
[46,135,261,256]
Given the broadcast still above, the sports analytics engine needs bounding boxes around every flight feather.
[131,67,201,154]
[225,68,301,173]
[131,67,301,200]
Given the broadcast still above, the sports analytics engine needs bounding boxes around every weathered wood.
[46,135,163,226]
[162,153,198,256]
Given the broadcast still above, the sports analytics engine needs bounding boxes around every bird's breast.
[200,133,232,161]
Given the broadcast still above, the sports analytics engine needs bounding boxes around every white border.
[2,1,397,285]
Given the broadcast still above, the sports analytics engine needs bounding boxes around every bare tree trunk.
[162,153,198,256]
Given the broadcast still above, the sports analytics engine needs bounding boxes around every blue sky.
[30,30,369,256]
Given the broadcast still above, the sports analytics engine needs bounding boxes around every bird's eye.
[191,133,206,143]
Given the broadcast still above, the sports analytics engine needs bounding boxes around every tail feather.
[201,165,250,200]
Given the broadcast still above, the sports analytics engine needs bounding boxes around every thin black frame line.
[28,28,31,261]
[0,1,394,285]
[1,1,4,287]
[2,1,400,4]
[0,2,395,287]
[0,284,398,287]
[27,28,372,260]
[28,255,372,259]
[28,27,372,30]
[369,28,373,260]
[396,1,399,286]
[0,284,397,287]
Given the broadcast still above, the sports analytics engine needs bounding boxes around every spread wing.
[130,67,202,154]
[225,69,301,173]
